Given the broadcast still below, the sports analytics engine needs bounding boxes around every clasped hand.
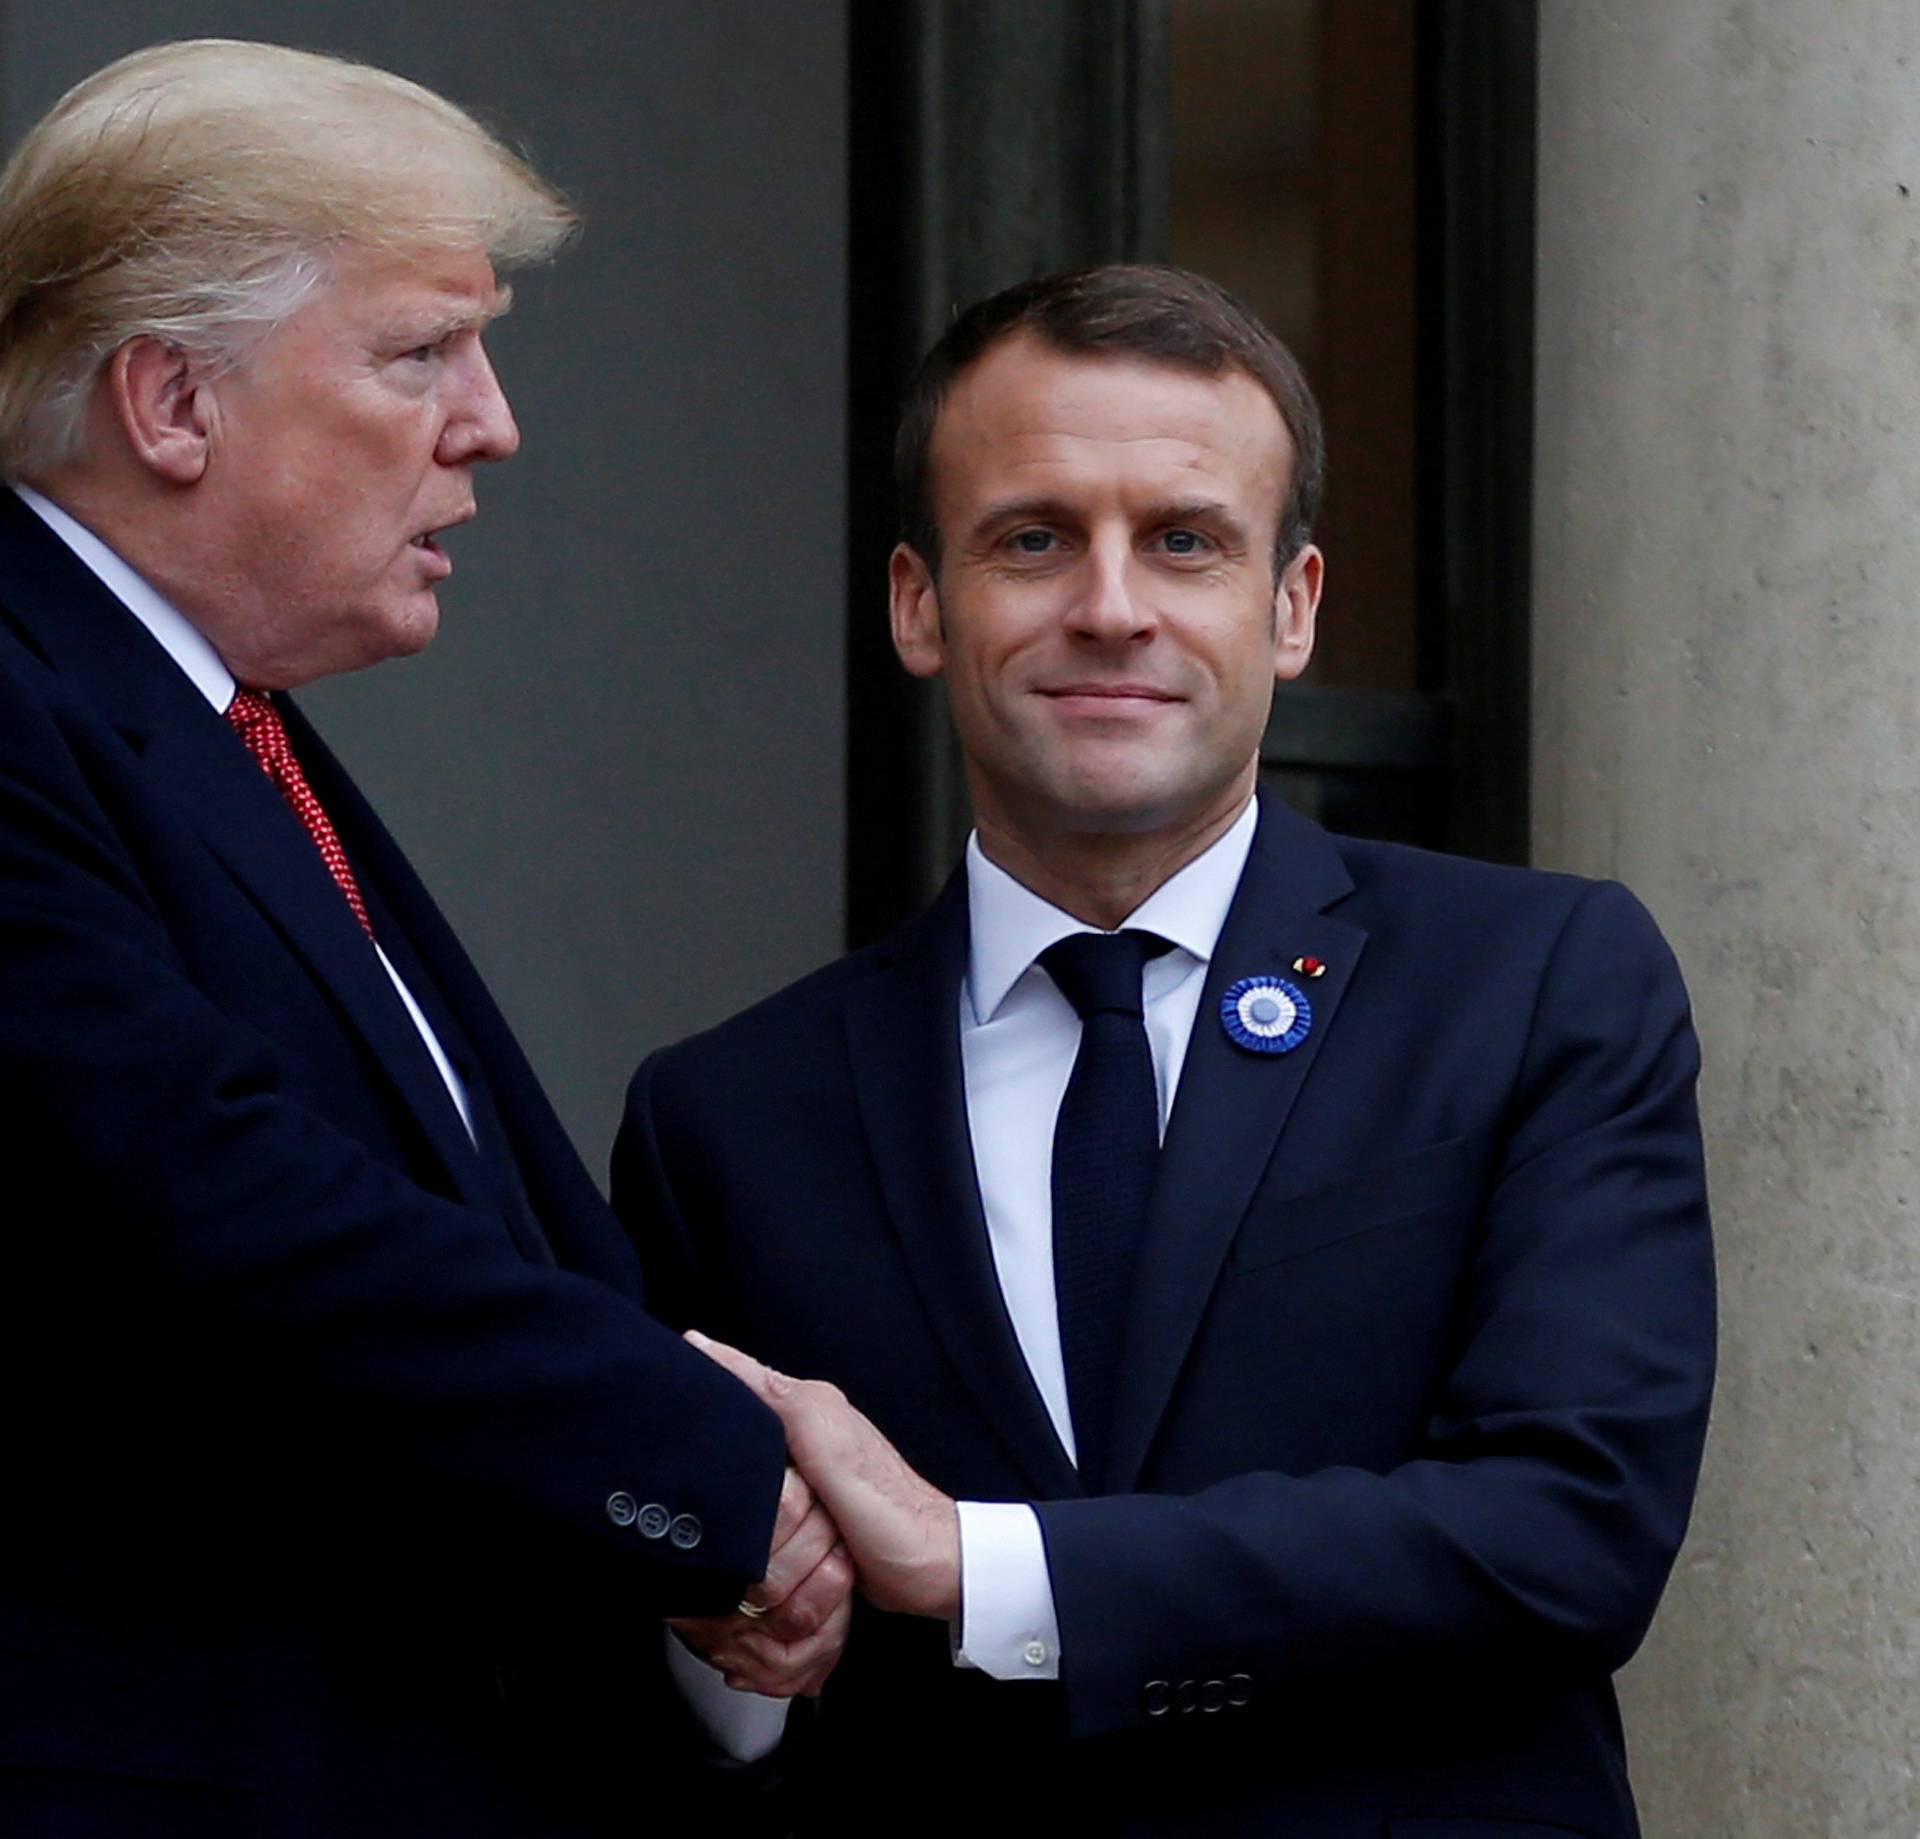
[670,1332,961,1698]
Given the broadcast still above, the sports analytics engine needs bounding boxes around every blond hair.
[0,38,577,479]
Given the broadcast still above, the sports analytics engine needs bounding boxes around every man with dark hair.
[620,264,1713,1835]
[893,264,1327,574]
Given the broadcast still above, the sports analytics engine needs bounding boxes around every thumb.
[686,1329,789,1403]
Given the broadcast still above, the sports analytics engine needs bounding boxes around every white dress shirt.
[13,485,475,1140]
[672,798,1259,1757]
[953,797,1258,1678]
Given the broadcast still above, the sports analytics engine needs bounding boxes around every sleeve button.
[1141,1679,1171,1717]
[668,1512,704,1550]
[1201,1678,1226,1713]
[1175,1678,1198,1714]
[636,1502,672,1539]
[605,1491,638,1528]
[1228,1673,1253,1707]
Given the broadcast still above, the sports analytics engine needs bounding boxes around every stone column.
[1534,4,1920,1832]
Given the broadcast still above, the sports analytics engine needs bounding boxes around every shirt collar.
[14,484,236,713]
[965,796,1260,1024]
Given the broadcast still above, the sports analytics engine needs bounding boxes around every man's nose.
[438,341,521,465]
[1067,538,1155,641]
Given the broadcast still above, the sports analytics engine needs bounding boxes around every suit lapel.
[1107,796,1368,1490]
[0,496,484,1206]
[295,718,626,1285]
[146,702,490,1207]
[347,835,555,1264]
[843,877,1084,1500]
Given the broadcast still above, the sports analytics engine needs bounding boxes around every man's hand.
[671,1466,853,1697]
[687,1332,961,1622]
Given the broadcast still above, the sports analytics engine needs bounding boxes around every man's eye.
[1160,529,1209,555]
[1009,529,1057,555]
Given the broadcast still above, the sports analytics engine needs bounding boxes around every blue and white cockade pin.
[1220,974,1314,1055]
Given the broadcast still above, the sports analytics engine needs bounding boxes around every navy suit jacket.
[616,795,1715,1839]
[0,489,785,1838]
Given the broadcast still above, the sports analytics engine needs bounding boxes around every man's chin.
[1030,754,1260,842]
[374,597,442,663]
[279,604,440,686]
[1036,777,1215,838]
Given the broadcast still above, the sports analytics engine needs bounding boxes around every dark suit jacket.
[616,795,1715,1839]
[0,488,786,1838]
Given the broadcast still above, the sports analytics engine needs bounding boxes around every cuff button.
[637,1502,672,1539]
[1141,1679,1171,1717]
[668,1512,704,1550]
[605,1491,638,1528]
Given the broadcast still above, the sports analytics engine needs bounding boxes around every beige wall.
[1535,4,1920,1831]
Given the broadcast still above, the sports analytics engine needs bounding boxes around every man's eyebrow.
[1149,498,1243,529]
[386,284,516,343]
[448,283,516,332]
[969,495,1079,534]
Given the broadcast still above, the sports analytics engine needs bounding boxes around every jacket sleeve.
[0,668,784,1617]
[1033,880,1716,1739]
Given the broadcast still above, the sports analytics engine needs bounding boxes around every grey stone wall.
[1535,4,1920,1831]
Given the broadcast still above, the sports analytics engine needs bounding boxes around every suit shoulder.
[1322,832,1683,1005]
[1334,832,1656,928]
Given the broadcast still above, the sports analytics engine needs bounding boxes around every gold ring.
[735,1599,771,1620]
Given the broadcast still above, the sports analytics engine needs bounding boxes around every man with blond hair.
[0,41,843,1835]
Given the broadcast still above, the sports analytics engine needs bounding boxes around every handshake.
[671,1333,957,1698]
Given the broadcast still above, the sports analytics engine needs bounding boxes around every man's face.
[890,333,1320,851]
[187,243,519,688]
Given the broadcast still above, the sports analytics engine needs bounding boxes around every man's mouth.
[408,520,465,580]
[411,507,476,553]
[1038,683,1180,704]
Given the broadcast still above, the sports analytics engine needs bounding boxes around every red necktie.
[225,689,374,938]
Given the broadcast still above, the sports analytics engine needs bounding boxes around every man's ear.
[1273,543,1323,683]
[107,337,213,484]
[888,543,946,680]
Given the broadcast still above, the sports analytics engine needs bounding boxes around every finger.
[717,1644,816,1696]
[723,1590,853,1698]
[666,1611,733,1656]
[795,1590,855,1698]
[680,1340,892,1543]
[756,1539,852,1640]
[769,1466,814,1548]
[748,1500,837,1613]
[685,1330,784,1398]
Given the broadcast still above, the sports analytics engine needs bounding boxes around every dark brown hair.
[894,264,1325,576]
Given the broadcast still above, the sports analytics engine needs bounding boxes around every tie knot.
[225,688,290,764]
[1040,930,1168,1021]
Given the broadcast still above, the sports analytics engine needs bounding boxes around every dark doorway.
[845,0,1537,945]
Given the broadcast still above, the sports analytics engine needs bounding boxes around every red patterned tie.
[225,689,374,938]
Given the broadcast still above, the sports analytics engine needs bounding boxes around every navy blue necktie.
[1041,929,1170,1491]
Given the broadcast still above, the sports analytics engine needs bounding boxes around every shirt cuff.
[662,1624,793,1763]
[952,1499,1060,1680]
